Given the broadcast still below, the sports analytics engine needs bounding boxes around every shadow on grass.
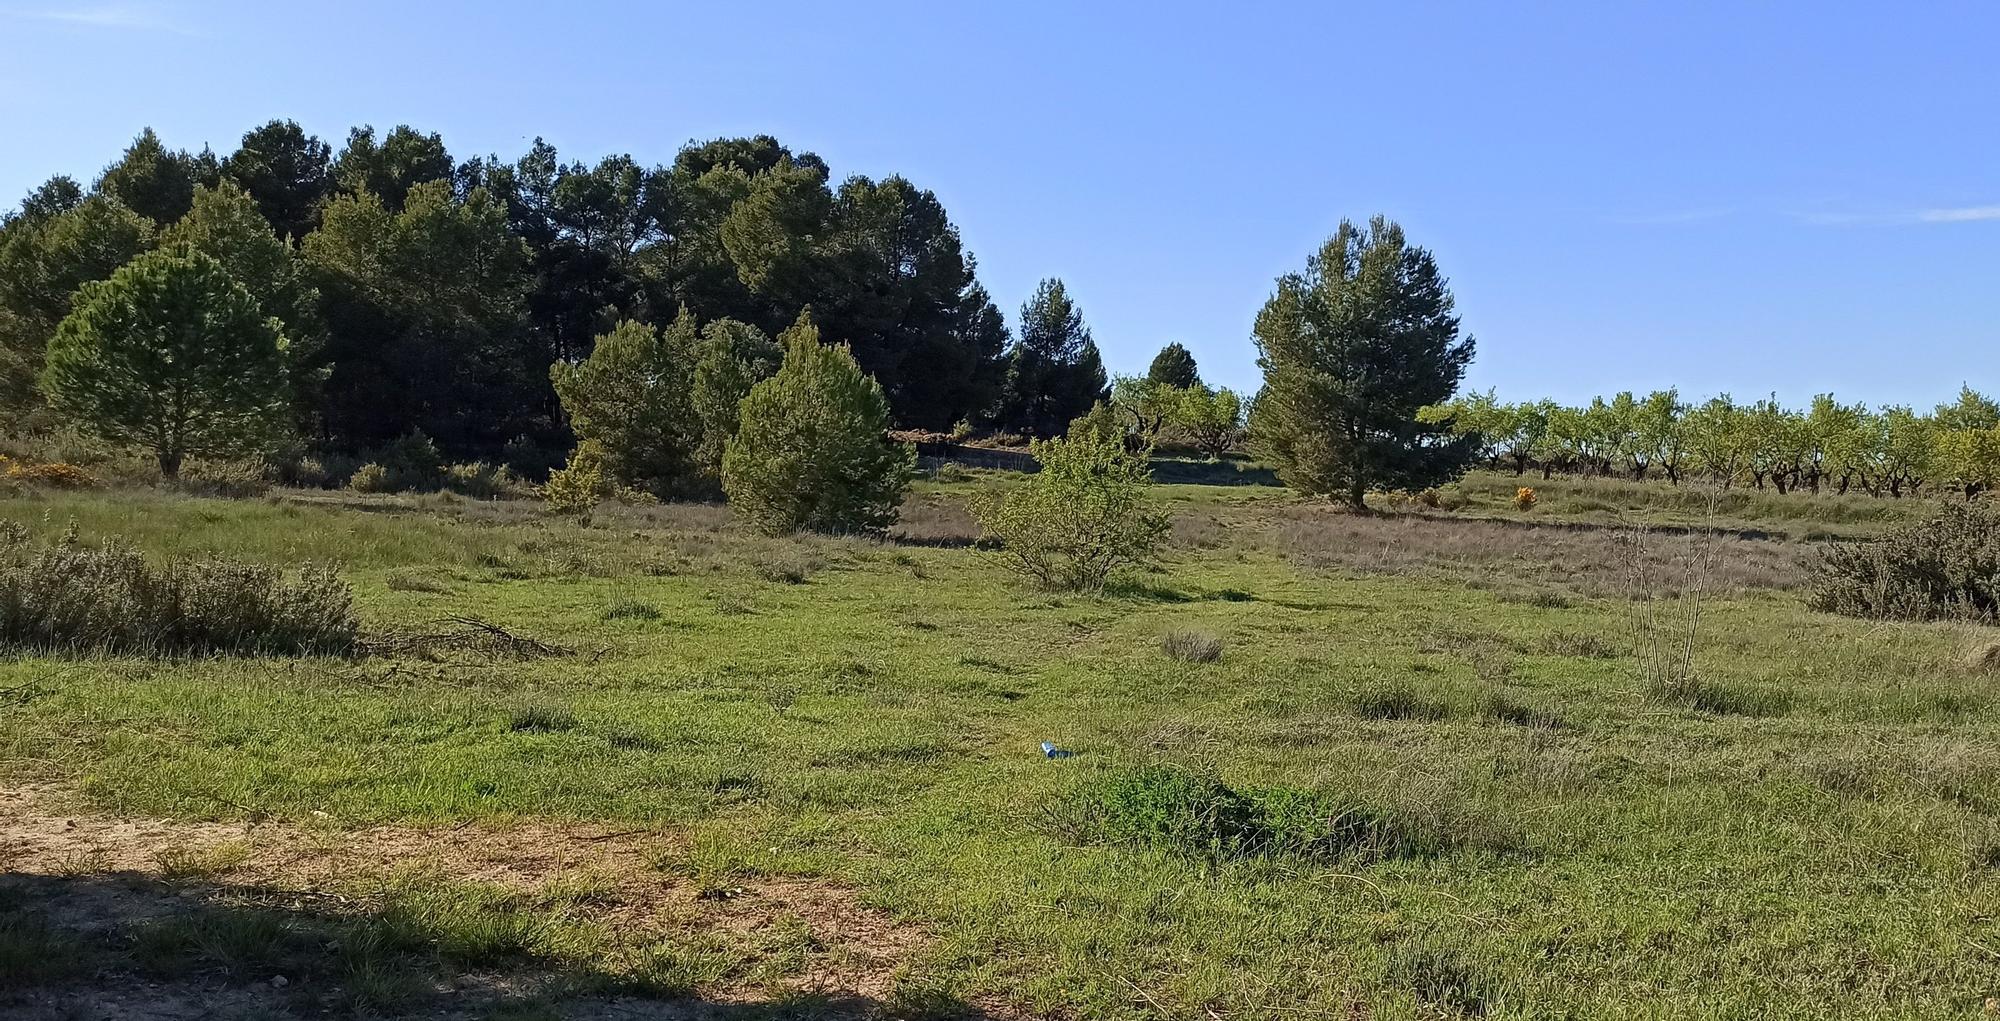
[0,871,987,1021]
[1147,457,1281,487]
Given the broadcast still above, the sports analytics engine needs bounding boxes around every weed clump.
[603,599,662,620]
[1810,503,2000,622]
[0,525,357,656]
[1160,628,1223,663]
[1352,681,1452,721]
[1053,765,1502,864]
[755,553,818,585]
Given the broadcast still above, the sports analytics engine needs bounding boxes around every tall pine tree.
[1250,217,1478,508]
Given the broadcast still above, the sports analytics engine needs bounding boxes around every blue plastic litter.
[1041,741,1075,759]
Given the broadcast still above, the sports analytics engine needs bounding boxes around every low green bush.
[974,430,1169,592]
[349,462,393,494]
[1053,764,1500,863]
[0,524,356,656]
[175,457,271,498]
[1809,503,2000,621]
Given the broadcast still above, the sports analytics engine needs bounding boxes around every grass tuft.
[1160,628,1223,664]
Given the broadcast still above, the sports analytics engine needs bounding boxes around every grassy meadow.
[2,468,1998,1019]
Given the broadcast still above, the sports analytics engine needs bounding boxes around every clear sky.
[2,1,1994,408]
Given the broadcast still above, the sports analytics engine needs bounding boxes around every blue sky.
[2,1,1994,407]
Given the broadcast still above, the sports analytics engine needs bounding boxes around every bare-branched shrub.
[1809,503,2000,622]
[974,431,1169,592]
[1621,519,1714,705]
[0,528,356,656]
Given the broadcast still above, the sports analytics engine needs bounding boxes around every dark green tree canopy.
[224,119,334,243]
[96,128,216,225]
[1,123,1084,465]
[332,125,454,211]
[0,194,153,407]
[1250,216,1478,507]
[1147,342,1200,389]
[303,181,530,453]
[41,249,290,476]
[998,278,1108,436]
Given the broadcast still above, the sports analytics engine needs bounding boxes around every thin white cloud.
[1918,205,2000,223]
[4,4,200,35]
[1793,204,2000,227]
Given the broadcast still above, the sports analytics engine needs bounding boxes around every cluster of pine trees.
[1436,386,2000,498]
[0,122,1114,473]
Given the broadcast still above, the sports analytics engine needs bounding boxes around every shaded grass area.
[1,483,1998,1018]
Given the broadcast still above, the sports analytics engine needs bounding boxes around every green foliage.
[1065,399,1127,447]
[690,318,781,476]
[347,463,392,494]
[95,128,212,224]
[1434,385,2000,500]
[1146,342,1200,389]
[544,440,610,516]
[1166,385,1244,459]
[303,181,530,455]
[973,428,1168,591]
[1251,217,1478,507]
[722,314,914,535]
[551,315,704,498]
[0,193,153,408]
[165,181,327,434]
[1056,765,1492,863]
[222,119,333,243]
[1810,503,2000,621]
[720,310,916,532]
[331,124,454,211]
[0,526,355,655]
[41,249,290,478]
[998,278,1108,436]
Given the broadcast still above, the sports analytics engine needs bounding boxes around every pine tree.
[722,312,914,534]
[1250,217,1477,508]
[41,250,290,476]
[999,278,1108,436]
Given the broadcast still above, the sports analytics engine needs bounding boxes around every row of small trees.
[1434,386,2000,498]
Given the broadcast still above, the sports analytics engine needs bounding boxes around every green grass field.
[3,471,1997,1019]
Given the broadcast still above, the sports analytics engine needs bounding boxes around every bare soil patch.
[0,783,940,1020]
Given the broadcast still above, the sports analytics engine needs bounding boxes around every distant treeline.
[1433,387,2000,498]
[0,122,1113,467]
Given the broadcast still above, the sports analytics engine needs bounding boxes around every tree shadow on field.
[0,871,992,1021]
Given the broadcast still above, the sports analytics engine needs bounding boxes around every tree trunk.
[158,450,183,479]
[1346,473,1367,512]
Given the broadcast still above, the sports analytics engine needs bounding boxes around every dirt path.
[0,782,944,1020]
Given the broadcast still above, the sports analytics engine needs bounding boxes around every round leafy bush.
[722,316,913,535]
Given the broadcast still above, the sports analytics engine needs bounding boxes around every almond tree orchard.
[1432,384,2000,498]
